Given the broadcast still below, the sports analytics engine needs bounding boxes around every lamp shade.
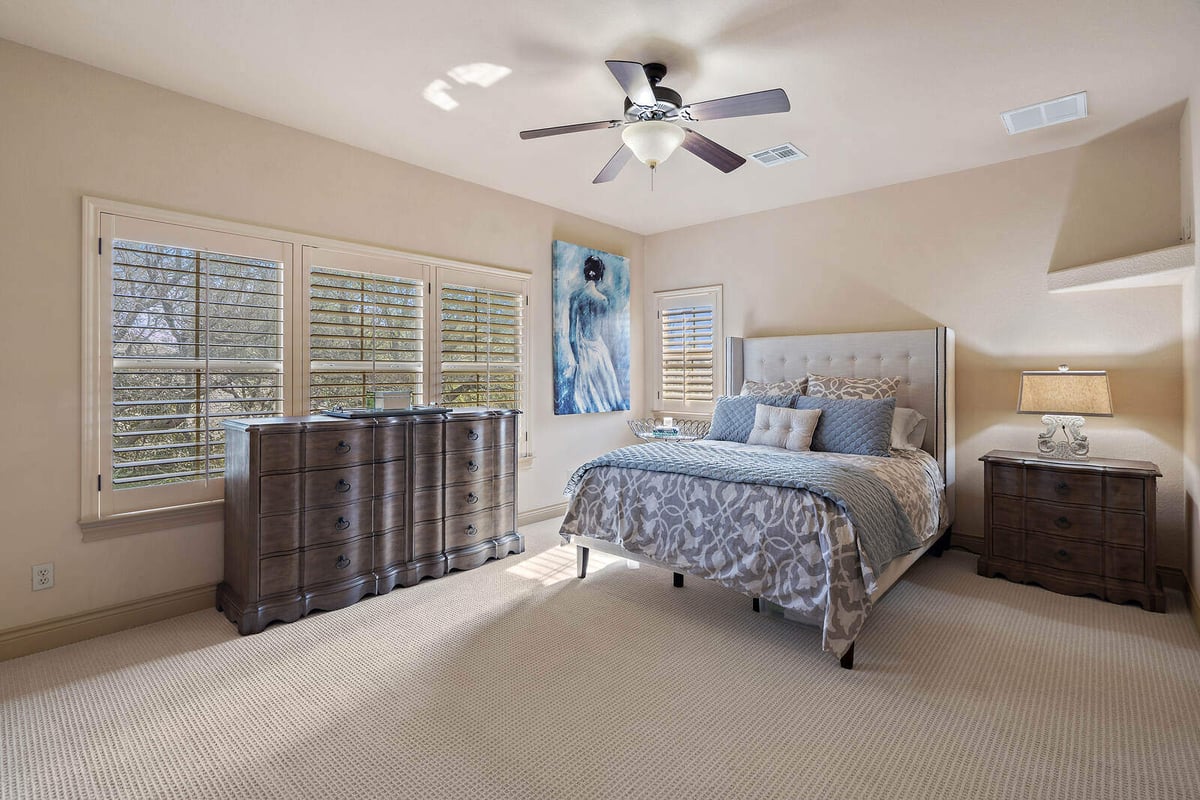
[1017,366,1113,416]
[621,121,685,167]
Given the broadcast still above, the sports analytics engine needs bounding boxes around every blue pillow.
[791,397,896,457]
[706,394,796,443]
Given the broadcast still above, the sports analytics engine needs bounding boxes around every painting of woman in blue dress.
[553,241,630,415]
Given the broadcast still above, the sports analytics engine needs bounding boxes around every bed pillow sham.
[891,407,928,450]
[791,396,896,457]
[806,373,901,400]
[746,405,822,451]
[740,377,808,397]
[706,394,796,443]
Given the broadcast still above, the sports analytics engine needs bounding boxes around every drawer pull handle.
[466,524,478,536]
[336,440,352,454]
[1054,549,1070,562]
[335,517,350,531]
[1054,516,1071,530]
[467,492,479,505]
[468,460,480,473]
[1054,481,1070,495]
[467,430,480,441]
[336,479,351,493]
[336,555,351,570]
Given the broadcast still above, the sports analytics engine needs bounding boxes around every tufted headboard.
[726,328,955,526]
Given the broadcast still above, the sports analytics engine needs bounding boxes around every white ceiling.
[2,0,1198,235]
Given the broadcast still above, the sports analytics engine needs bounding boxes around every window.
[83,200,531,525]
[654,285,723,414]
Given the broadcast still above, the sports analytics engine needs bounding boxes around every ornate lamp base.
[1036,414,1090,460]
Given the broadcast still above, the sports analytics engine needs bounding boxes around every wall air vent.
[750,143,808,167]
[1001,91,1088,135]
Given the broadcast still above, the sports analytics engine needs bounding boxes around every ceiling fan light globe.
[621,121,685,167]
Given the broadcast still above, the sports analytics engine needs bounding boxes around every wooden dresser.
[978,449,1163,611]
[217,408,522,634]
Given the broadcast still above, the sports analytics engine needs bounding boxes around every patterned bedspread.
[559,442,947,657]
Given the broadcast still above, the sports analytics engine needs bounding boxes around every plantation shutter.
[306,249,425,411]
[656,286,723,413]
[104,215,289,515]
[437,269,526,412]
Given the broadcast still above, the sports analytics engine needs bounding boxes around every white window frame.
[653,285,723,415]
[81,197,532,529]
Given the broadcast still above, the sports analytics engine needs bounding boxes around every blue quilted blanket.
[564,442,922,573]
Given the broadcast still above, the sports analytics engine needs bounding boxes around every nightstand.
[978,449,1164,612]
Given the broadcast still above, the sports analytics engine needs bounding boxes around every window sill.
[519,455,534,471]
[79,500,224,542]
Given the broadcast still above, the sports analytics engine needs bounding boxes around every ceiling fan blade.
[681,88,790,121]
[681,129,746,173]
[605,60,656,107]
[519,120,621,140]
[593,145,634,184]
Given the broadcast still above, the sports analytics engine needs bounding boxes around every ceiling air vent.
[750,143,808,167]
[1001,91,1088,135]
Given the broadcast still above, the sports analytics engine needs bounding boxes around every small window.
[654,285,723,414]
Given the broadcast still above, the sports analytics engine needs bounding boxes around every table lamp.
[1017,365,1112,460]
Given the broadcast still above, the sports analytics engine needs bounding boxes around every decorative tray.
[321,406,451,418]
[627,418,711,442]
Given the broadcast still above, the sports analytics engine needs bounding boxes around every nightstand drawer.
[991,465,1022,496]
[1026,500,1101,540]
[1104,511,1145,547]
[992,497,1023,529]
[991,527,1024,561]
[1105,547,1144,583]
[1104,477,1144,511]
[1026,535,1102,576]
[1026,469,1102,506]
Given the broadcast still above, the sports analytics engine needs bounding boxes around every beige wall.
[644,115,1187,566]
[1183,94,1200,598]
[0,41,644,630]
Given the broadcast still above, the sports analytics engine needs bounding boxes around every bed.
[559,327,955,669]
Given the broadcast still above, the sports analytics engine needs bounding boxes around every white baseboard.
[0,583,216,662]
[518,502,568,527]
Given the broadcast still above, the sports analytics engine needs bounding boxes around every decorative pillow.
[791,396,896,457]
[740,377,808,397]
[746,405,822,451]
[706,394,796,443]
[890,407,928,450]
[806,373,901,400]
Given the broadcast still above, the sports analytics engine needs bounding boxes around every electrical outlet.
[32,563,54,591]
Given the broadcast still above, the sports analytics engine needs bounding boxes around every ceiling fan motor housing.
[623,62,682,121]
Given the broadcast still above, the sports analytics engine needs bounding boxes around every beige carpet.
[2,518,1199,800]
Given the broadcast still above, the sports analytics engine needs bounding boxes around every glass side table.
[627,418,710,442]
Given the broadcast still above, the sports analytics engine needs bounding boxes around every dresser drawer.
[1105,547,1145,583]
[259,513,300,555]
[412,521,442,558]
[445,449,494,484]
[412,487,444,523]
[990,527,1024,562]
[374,459,407,498]
[1104,477,1145,511]
[445,418,492,452]
[991,496,1023,530]
[375,492,407,533]
[303,537,373,587]
[260,552,300,597]
[303,499,372,548]
[444,507,498,551]
[991,465,1022,497]
[495,445,515,477]
[259,433,300,473]
[1104,511,1145,547]
[1026,535,1103,576]
[303,464,372,509]
[1026,469,1102,506]
[374,528,408,569]
[445,480,491,517]
[412,453,444,490]
[373,421,408,463]
[259,474,300,515]
[305,428,372,469]
[412,421,443,455]
[1025,500,1102,541]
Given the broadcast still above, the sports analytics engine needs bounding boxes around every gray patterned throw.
[564,442,922,573]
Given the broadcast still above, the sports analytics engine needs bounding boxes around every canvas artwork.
[552,241,631,415]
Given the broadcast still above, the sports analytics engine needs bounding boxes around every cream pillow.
[890,407,928,450]
[746,405,822,452]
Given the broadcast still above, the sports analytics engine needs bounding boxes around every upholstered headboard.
[726,327,955,526]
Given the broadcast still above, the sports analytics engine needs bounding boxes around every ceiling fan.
[519,60,791,184]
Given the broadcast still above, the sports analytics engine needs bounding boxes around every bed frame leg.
[673,572,684,588]
[840,643,855,670]
[577,546,589,579]
[752,597,760,613]
[930,529,950,558]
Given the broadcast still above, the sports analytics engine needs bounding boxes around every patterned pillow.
[746,405,822,451]
[806,373,901,400]
[706,394,796,443]
[740,377,808,397]
[791,396,896,457]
